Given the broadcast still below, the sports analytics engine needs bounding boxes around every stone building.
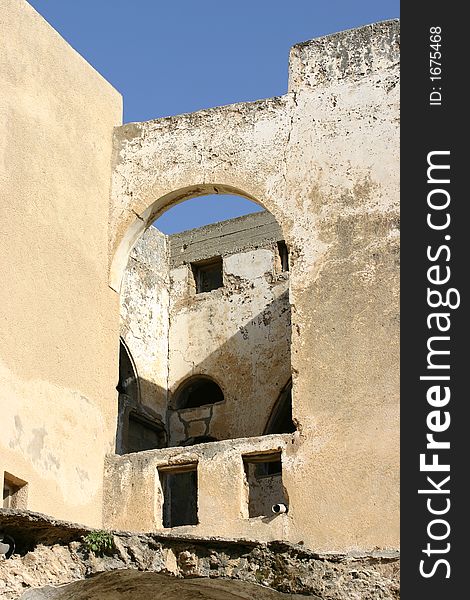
[0,0,400,597]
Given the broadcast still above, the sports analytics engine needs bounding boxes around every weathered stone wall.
[1,0,399,556]
[119,211,291,446]
[0,0,122,526]
[0,510,399,600]
[109,20,400,551]
[103,434,293,537]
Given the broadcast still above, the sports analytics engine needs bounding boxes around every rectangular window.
[191,257,223,293]
[243,452,287,518]
[277,241,289,272]
[3,472,28,509]
[158,464,198,528]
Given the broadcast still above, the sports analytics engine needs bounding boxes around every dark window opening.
[192,256,223,293]
[159,465,198,528]
[277,240,289,272]
[116,340,139,400]
[264,379,295,435]
[3,472,28,509]
[127,413,166,453]
[174,377,224,409]
[243,453,287,518]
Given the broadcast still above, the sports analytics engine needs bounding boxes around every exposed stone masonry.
[0,510,399,600]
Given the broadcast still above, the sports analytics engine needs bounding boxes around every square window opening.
[159,464,198,528]
[3,472,28,509]
[243,452,287,518]
[191,257,223,293]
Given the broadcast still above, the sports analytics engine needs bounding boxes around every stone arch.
[110,183,279,293]
[114,175,295,445]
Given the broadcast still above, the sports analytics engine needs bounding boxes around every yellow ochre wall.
[0,0,122,526]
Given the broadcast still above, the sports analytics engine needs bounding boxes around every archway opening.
[118,189,293,450]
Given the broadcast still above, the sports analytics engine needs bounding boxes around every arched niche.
[264,379,296,435]
[116,338,167,454]
[116,338,140,401]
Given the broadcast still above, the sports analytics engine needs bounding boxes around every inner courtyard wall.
[167,211,292,444]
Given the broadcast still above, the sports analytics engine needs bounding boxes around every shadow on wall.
[116,291,294,453]
[166,289,293,446]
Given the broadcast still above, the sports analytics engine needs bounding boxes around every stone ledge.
[1,510,399,600]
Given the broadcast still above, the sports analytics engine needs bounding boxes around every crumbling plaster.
[108,20,400,551]
[120,227,170,420]
[104,434,296,539]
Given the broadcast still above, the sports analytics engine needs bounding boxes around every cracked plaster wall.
[0,0,122,526]
[109,20,400,551]
[120,227,170,422]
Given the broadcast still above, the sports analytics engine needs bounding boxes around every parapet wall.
[288,20,400,91]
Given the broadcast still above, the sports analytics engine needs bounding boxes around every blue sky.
[28,0,399,233]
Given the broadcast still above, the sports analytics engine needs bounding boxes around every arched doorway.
[172,376,224,410]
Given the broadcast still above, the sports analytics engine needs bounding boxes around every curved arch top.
[110,183,274,292]
[109,96,293,292]
[117,336,140,401]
